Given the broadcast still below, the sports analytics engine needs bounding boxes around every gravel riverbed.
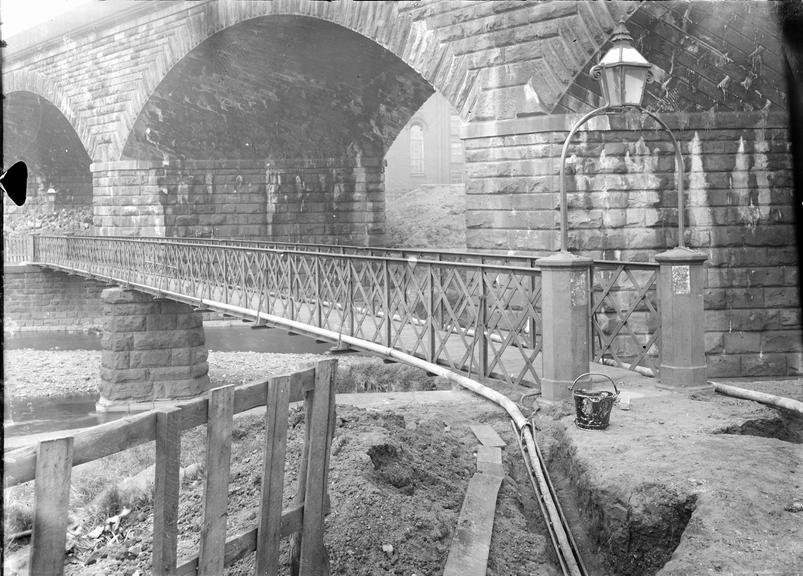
[2,349,396,402]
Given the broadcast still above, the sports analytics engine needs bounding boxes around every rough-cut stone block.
[100,379,154,402]
[741,354,787,377]
[148,366,193,381]
[152,378,210,399]
[101,367,149,384]
[101,333,134,351]
[146,314,177,331]
[111,315,147,332]
[762,331,803,353]
[723,332,762,354]
[102,350,130,370]
[130,349,173,368]
[101,288,154,304]
[706,354,741,378]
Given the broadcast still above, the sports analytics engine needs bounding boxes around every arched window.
[410,123,424,175]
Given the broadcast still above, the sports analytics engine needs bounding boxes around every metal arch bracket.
[558,105,686,252]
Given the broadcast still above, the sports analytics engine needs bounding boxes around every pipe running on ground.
[711,381,803,415]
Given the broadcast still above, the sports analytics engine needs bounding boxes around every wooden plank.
[442,472,504,576]
[198,386,235,576]
[476,445,504,477]
[470,424,506,447]
[299,359,338,576]
[255,374,292,576]
[153,407,182,576]
[5,412,156,488]
[29,436,74,576]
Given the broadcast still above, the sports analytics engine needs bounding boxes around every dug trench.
[540,422,698,576]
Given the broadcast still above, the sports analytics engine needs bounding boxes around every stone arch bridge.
[3,1,800,381]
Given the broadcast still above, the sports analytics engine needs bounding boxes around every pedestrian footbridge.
[6,235,665,403]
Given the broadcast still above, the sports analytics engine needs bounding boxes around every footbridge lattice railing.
[5,235,661,380]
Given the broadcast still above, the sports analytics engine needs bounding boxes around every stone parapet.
[99,288,210,408]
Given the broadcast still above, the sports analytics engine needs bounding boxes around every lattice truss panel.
[591,263,660,373]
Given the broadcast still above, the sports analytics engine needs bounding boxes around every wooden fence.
[4,359,338,576]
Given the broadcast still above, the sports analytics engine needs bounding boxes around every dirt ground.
[537,375,803,576]
[4,351,803,575]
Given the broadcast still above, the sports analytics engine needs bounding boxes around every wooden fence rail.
[4,360,338,576]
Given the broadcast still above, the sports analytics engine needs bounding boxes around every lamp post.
[558,22,686,251]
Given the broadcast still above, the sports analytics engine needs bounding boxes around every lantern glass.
[602,67,620,106]
[623,66,649,106]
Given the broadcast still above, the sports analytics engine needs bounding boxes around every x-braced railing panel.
[590,261,660,374]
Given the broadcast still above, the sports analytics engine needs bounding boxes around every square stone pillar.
[536,253,593,402]
[655,247,708,388]
[99,287,210,410]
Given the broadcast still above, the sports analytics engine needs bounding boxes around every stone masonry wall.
[100,288,210,406]
[92,158,386,244]
[93,161,166,237]
[3,265,107,332]
[157,161,268,239]
[463,110,800,378]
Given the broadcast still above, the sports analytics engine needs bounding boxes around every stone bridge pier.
[99,287,210,410]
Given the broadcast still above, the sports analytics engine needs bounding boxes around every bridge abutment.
[99,287,210,410]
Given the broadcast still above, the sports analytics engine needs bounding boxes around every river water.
[4,324,332,443]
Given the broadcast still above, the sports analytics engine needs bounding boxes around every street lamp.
[558,21,686,251]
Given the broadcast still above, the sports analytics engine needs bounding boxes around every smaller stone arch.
[4,70,92,158]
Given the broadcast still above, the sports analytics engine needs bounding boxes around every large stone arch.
[114,0,472,164]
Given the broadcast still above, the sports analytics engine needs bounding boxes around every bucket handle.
[568,373,619,397]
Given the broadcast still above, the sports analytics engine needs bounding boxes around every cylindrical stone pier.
[536,253,593,402]
[655,247,708,388]
[99,287,210,410]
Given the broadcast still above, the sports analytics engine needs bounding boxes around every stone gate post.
[654,247,708,388]
[536,253,592,402]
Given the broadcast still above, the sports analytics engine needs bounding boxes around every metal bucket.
[569,373,619,430]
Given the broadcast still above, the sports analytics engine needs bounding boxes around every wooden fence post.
[299,359,337,576]
[153,407,182,576]
[29,437,74,576]
[198,386,235,576]
[256,374,292,576]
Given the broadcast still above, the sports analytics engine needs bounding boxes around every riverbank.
[3,349,448,403]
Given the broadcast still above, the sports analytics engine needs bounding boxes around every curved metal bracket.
[559,105,686,252]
